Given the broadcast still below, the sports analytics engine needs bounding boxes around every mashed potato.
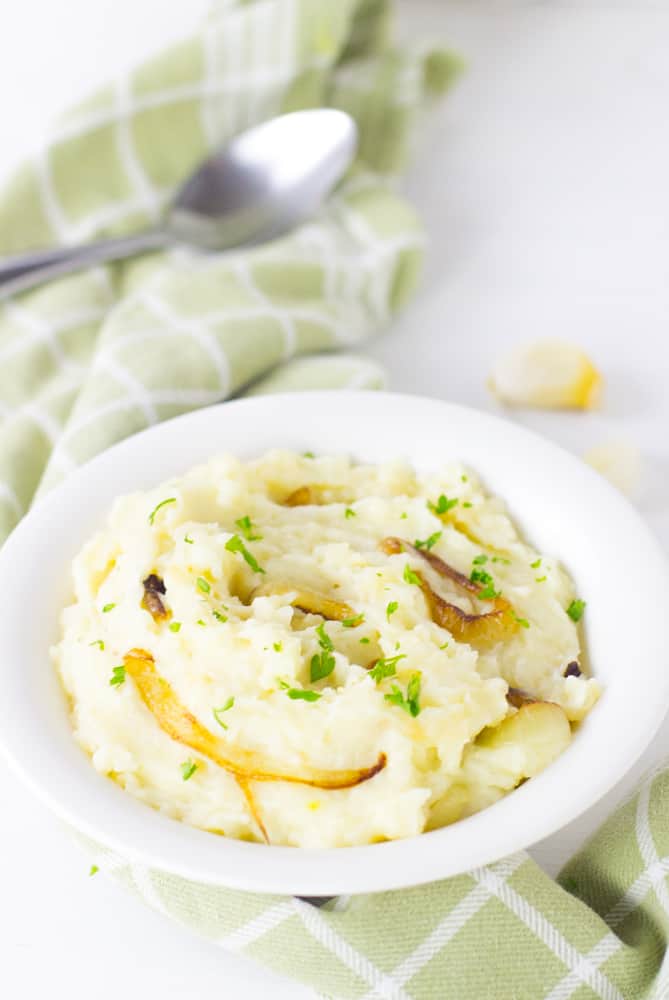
[53,451,600,847]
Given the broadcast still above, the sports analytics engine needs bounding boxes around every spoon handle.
[0,227,171,299]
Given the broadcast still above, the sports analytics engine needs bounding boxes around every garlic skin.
[488,339,603,410]
[584,440,642,498]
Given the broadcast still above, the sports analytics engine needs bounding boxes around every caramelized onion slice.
[284,485,329,507]
[379,537,518,649]
[142,574,169,622]
[123,648,385,789]
[254,582,355,622]
[506,686,539,709]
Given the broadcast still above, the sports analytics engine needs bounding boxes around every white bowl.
[1,391,667,896]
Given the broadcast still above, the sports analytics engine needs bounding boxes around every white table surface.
[2,1,668,997]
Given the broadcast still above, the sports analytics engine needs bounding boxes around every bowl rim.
[1,389,668,896]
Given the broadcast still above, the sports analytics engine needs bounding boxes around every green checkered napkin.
[3,2,669,998]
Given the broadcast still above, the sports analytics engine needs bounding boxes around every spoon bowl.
[168,109,358,249]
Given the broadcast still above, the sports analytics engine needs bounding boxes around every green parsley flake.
[477,584,500,600]
[403,564,421,586]
[400,512,408,520]
[492,556,511,565]
[102,603,116,613]
[212,610,228,623]
[567,599,586,623]
[196,576,211,594]
[535,575,547,583]
[415,531,442,552]
[169,621,181,633]
[461,474,468,482]
[212,697,235,730]
[148,497,177,525]
[181,760,198,781]
[225,534,265,574]
[359,637,370,644]
[196,619,206,626]
[310,623,336,682]
[513,613,530,629]
[369,654,406,684]
[303,451,316,459]
[89,639,105,650]
[384,672,422,717]
[530,558,542,569]
[427,494,458,516]
[273,642,282,652]
[89,865,99,877]
[109,665,125,687]
[462,501,473,508]
[279,681,321,702]
[235,515,262,541]
[342,614,365,628]
[439,641,449,650]
[184,534,194,545]
[344,508,356,519]
[386,600,398,622]
[472,554,488,565]
[471,568,493,586]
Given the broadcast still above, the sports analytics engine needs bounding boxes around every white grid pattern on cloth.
[360,855,527,999]
[471,866,625,1000]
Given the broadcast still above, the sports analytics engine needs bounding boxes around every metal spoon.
[0,109,357,298]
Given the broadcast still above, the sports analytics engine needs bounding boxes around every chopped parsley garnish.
[181,760,198,781]
[303,451,315,459]
[567,599,586,623]
[196,576,211,594]
[477,584,500,600]
[384,672,422,717]
[359,637,370,644]
[89,639,105,650]
[212,697,235,730]
[273,642,282,652]
[102,603,116,613]
[530,558,542,569]
[462,501,473,508]
[184,534,194,544]
[279,681,321,702]
[235,515,262,541]
[427,494,458,516]
[196,619,206,626]
[225,534,265,574]
[403,564,421,586]
[148,497,176,525]
[89,865,99,877]
[439,641,449,650]
[212,609,228,623]
[344,507,356,519]
[310,624,336,682]
[109,665,125,687]
[169,621,181,633]
[386,601,398,621]
[470,568,494,586]
[535,575,547,583]
[415,531,442,552]
[342,613,365,628]
[513,613,530,629]
[369,654,406,684]
[461,474,468,482]
[400,512,408,520]
[472,554,488,565]
[492,556,511,565]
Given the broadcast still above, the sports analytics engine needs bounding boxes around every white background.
[2,1,669,997]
